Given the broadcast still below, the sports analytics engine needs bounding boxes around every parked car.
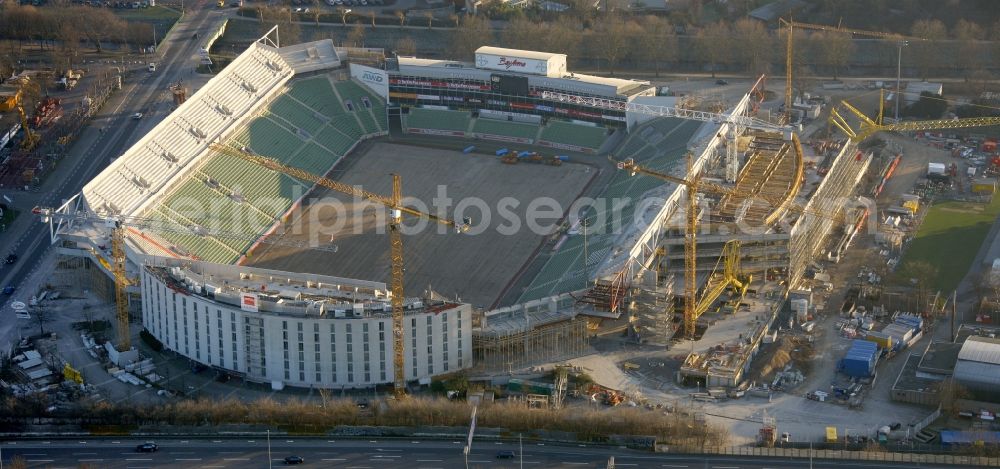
[715,79,728,85]
[132,112,143,120]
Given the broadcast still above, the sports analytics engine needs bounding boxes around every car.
[496,450,515,459]
[283,456,305,464]
[136,443,158,452]
[132,112,143,120]
[715,79,728,85]
[2,286,15,295]
[4,254,16,265]
[294,6,302,11]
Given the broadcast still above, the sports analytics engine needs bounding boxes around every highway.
[0,438,983,468]
[0,1,223,345]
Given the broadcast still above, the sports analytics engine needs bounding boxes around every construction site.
[8,14,1000,450]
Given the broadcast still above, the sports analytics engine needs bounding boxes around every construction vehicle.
[62,363,84,384]
[16,104,39,151]
[32,206,341,354]
[779,18,906,124]
[208,142,470,397]
[615,149,849,338]
[829,89,1000,143]
[500,154,518,164]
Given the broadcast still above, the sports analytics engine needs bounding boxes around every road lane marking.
[26,460,53,463]
[417,460,443,462]
[126,458,153,461]
[223,458,249,461]
[23,454,47,456]
[712,466,739,469]
[662,465,688,468]
[176,458,203,461]
[78,459,103,462]
[73,453,97,455]
[322,458,346,461]
[562,463,588,466]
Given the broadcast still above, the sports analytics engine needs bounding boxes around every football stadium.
[45,32,870,389]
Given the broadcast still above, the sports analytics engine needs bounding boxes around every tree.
[502,17,540,51]
[337,6,350,26]
[694,21,731,77]
[592,14,629,75]
[910,19,947,80]
[395,36,417,56]
[347,23,366,48]
[542,17,582,60]
[815,30,855,80]
[368,12,376,28]
[395,10,406,27]
[897,259,938,313]
[424,11,434,29]
[903,91,947,119]
[953,19,986,82]
[637,15,677,77]
[731,17,772,75]
[449,16,493,60]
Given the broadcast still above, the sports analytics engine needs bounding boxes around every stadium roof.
[475,46,566,61]
[278,39,341,73]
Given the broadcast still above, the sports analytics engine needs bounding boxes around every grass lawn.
[901,196,1000,292]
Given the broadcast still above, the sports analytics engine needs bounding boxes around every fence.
[658,445,1000,467]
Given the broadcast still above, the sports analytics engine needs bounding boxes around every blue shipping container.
[496,148,509,156]
[463,145,476,154]
[557,155,569,161]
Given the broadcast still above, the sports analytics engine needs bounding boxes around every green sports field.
[901,196,1000,292]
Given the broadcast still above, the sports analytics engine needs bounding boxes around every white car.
[132,112,143,120]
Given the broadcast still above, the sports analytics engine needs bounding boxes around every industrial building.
[953,336,1000,403]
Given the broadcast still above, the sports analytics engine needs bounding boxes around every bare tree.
[424,11,434,29]
[694,21,731,78]
[449,15,493,60]
[502,17,539,51]
[9,456,27,469]
[368,12,376,29]
[543,18,582,60]
[592,14,629,75]
[337,6,350,26]
[731,17,772,75]
[395,10,406,27]
[910,19,947,80]
[814,30,855,80]
[347,23,366,48]
[396,36,417,56]
[637,15,676,77]
[953,19,985,82]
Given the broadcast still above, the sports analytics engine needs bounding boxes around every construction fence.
[658,444,1000,467]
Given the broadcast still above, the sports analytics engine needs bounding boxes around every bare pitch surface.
[246,142,596,307]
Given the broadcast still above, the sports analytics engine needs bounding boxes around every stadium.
[46,31,870,390]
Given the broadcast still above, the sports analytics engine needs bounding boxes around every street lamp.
[894,40,909,123]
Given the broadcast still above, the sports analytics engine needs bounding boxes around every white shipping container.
[928,163,946,176]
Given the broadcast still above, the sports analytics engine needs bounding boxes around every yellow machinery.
[829,90,1000,142]
[208,143,469,397]
[16,104,39,151]
[33,206,340,353]
[62,363,84,384]
[695,240,751,318]
[616,151,846,338]
[779,18,903,123]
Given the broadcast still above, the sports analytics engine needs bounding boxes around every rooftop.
[958,336,1000,365]
[475,46,566,61]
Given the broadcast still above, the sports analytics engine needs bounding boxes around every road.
[0,438,984,468]
[0,1,223,347]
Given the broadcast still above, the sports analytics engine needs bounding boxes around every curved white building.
[140,257,471,389]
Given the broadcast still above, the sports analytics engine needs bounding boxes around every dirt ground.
[248,141,596,307]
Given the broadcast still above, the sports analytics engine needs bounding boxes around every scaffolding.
[472,316,589,373]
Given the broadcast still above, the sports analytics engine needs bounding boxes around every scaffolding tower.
[472,317,589,373]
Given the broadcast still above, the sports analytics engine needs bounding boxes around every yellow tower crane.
[615,147,850,338]
[32,206,341,352]
[208,142,470,397]
[779,18,905,123]
[829,91,1000,142]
